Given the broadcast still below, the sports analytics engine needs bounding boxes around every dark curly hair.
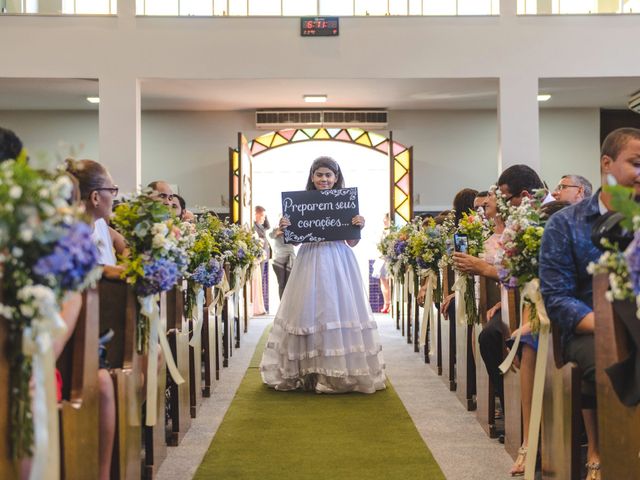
[305,156,345,191]
[0,127,24,163]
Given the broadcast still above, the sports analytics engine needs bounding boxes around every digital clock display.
[301,17,339,37]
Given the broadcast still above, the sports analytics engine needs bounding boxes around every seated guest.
[552,174,593,204]
[0,126,23,162]
[148,180,175,207]
[172,194,196,223]
[67,158,125,480]
[540,127,640,480]
[439,187,480,315]
[474,190,489,212]
[172,194,185,220]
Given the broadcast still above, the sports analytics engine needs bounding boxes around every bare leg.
[98,368,116,480]
[380,277,390,309]
[510,344,536,476]
[582,408,601,480]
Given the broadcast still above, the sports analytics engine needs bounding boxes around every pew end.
[58,288,101,479]
[593,273,640,479]
[541,323,581,480]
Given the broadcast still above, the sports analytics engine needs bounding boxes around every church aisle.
[194,317,444,480]
[378,315,515,479]
[159,314,515,480]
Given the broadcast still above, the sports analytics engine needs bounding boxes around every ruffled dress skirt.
[259,241,386,394]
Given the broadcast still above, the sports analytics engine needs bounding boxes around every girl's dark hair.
[0,127,23,163]
[65,158,109,200]
[453,188,479,225]
[305,156,344,191]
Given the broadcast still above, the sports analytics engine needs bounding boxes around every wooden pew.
[501,287,523,460]
[406,273,413,346]
[475,276,497,438]
[222,293,232,368]
[540,323,581,480]
[0,289,19,478]
[593,273,640,478]
[141,291,167,480]
[58,288,100,479]
[165,286,192,446]
[188,288,203,418]
[243,283,249,333]
[440,267,456,391]
[234,287,241,349]
[427,276,442,374]
[414,278,421,354]
[455,273,477,411]
[202,288,222,396]
[98,278,144,480]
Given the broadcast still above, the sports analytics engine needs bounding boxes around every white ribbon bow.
[420,270,437,347]
[140,294,185,426]
[452,273,468,326]
[188,287,205,347]
[23,308,67,480]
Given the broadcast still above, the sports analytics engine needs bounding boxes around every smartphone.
[454,233,469,253]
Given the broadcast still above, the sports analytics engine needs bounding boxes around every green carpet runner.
[195,325,445,480]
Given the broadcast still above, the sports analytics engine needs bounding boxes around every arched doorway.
[229,127,413,227]
[229,128,413,313]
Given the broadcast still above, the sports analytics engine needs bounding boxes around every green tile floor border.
[195,324,445,480]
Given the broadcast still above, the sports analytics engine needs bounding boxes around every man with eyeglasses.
[552,174,593,204]
[148,180,175,207]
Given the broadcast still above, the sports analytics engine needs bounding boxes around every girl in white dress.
[259,157,386,394]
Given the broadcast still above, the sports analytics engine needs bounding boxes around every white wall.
[539,108,601,191]
[1,6,638,188]
[0,107,601,210]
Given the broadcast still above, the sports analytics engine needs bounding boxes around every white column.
[497,74,540,175]
[99,75,141,194]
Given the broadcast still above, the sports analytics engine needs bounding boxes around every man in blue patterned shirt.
[540,127,640,478]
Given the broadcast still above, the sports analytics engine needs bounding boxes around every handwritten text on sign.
[281,188,360,244]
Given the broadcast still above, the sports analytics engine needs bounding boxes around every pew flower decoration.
[587,185,639,315]
[438,210,457,268]
[408,217,446,275]
[184,223,223,320]
[454,210,491,325]
[111,195,190,351]
[0,157,102,460]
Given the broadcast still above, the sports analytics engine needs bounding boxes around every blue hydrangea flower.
[191,258,224,288]
[137,257,179,295]
[237,248,245,260]
[394,240,407,256]
[33,222,100,290]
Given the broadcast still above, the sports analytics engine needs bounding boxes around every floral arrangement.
[454,210,491,325]
[496,195,545,289]
[438,210,457,268]
[588,185,640,316]
[494,190,548,332]
[407,217,447,275]
[111,194,191,351]
[183,220,224,319]
[198,214,264,289]
[378,222,416,277]
[456,210,491,257]
[0,157,102,459]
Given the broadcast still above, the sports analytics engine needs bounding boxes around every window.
[282,0,317,16]
[319,0,354,16]
[355,0,387,16]
[423,0,456,15]
[180,0,213,15]
[249,0,281,15]
[62,0,116,14]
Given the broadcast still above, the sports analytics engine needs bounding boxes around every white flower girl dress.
[259,240,386,394]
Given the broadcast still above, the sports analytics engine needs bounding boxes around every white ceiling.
[0,77,638,111]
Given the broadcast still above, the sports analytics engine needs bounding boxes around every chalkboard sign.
[281,188,360,244]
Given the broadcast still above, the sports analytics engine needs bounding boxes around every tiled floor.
[158,313,515,480]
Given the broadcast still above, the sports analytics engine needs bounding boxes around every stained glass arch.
[244,128,412,226]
